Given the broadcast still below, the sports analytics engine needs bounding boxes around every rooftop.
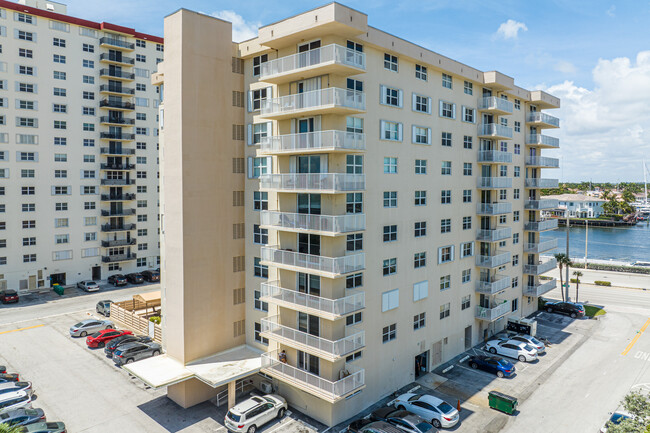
[543,194,606,202]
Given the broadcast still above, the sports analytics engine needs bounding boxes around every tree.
[0,424,24,433]
[605,390,650,432]
[573,270,583,303]
[622,189,636,204]
[554,253,570,302]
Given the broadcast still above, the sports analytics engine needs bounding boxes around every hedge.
[585,263,650,275]
[594,281,612,286]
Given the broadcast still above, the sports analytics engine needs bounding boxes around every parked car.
[69,319,113,337]
[0,408,45,427]
[76,280,100,292]
[369,408,434,433]
[224,394,287,432]
[104,335,152,357]
[358,421,403,433]
[485,340,538,362]
[16,421,66,433]
[468,355,515,378]
[0,290,19,304]
[141,270,160,282]
[393,393,459,429]
[0,366,5,374]
[0,374,19,383]
[600,410,634,432]
[0,382,33,397]
[107,274,127,286]
[86,329,132,348]
[544,301,585,318]
[509,334,546,354]
[347,418,375,432]
[95,300,112,317]
[0,391,32,414]
[126,273,144,284]
[112,341,162,366]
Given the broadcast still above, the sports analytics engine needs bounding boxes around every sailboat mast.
[644,159,648,205]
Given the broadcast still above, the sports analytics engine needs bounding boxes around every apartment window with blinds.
[382,289,399,312]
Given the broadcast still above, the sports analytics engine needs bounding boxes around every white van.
[0,390,32,414]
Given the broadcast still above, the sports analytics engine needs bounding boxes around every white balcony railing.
[477,177,513,188]
[478,96,514,113]
[476,251,511,268]
[525,279,557,297]
[476,227,512,242]
[524,219,559,231]
[260,44,366,79]
[525,198,559,210]
[477,202,512,215]
[260,282,365,318]
[524,239,558,253]
[261,246,365,276]
[526,112,560,128]
[261,88,365,117]
[476,275,511,295]
[525,178,559,188]
[260,211,365,234]
[526,134,560,148]
[477,150,513,163]
[523,258,557,275]
[525,156,560,168]
[475,300,510,321]
[478,123,513,139]
[259,131,365,154]
[259,173,365,193]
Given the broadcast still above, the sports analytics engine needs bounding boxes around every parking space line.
[622,317,650,356]
[0,324,44,335]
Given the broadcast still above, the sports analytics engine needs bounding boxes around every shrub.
[586,263,650,275]
[570,278,578,283]
[539,275,553,281]
[594,281,611,286]
[149,316,161,324]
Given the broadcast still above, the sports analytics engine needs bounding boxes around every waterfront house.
[544,194,606,218]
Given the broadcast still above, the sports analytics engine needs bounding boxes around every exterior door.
[28,275,36,290]
[92,266,101,280]
[297,350,319,375]
[297,273,320,296]
[464,326,472,350]
[432,341,442,366]
[297,194,321,215]
[297,40,321,68]
[298,312,320,337]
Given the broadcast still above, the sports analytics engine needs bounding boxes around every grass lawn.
[584,305,607,317]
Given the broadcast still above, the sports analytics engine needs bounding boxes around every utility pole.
[584,218,588,269]
[566,212,570,302]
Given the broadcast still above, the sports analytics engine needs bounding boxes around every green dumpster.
[53,284,64,296]
[488,391,517,415]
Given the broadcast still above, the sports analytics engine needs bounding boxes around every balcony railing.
[524,219,559,232]
[525,156,560,168]
[478,123,513,139]
[99,69,135,80]
[100,163,135,170]
[476,251,511,268]
[101,224,136,232]
[261,246,364,277]
[100,147,135,155]
[102,253,137,263]
[100,116,135,125]
[101,209,136,217]
[476,275,511,295]
[525,199,559,210]
[99,84,135,95]
[261,351,364,402]
[101,238,136,247]
[526,112,560,128]
[100,132,135,140]
[260,282,364,320]
[477,150,513,163]
[260,316,364,361]
[477,202,512,215]
[99,37,135,50]
[260,211,365,235]
[101,193,136,201]
[525,178,559,189]
[476,227,512,242]
[260,44,365,80]
[478,96,514,114]
[524,239,558,253]
[526,134,559,148]
[260,88,365,117]
[523,258,557,275]
[259,131,365,154]
[99,99,135,110]
[259,173,365,193]
[100,178,135,186]
[99,53,135,65]
[477,177,513,189]
[525,279,557,297]
[475,300,510,321]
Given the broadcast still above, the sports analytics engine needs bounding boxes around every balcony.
[526,134,559,149]
[478,96,514,115]
[526,112,560,129]
[260,44,366,84]
[524,219,559,232]
[99,37,135,51]
[476,227,512,242]
[260,211,365,236]
[100,132,135,141]
[478,123,513,140]
[102,253,137,263]
[260,316,364,362]
[261,351,364,403]
[260,282,364,321]
[260,88,365,120]
[260,246,364,278]
[523,258,557,275]
[100,163,135,171]
[524,239,558,253]
[477,177,513,189]
[100,178,135,186]
[99,69,136,81]
[99,84,135,96]
[525,178,559,189]
[477,202,512,215]
[259,173,365,194]
[99,53,135,66]
[525,199,559,210]
[101,209,136,217]
[101,238,136,247]
[100,147,135,156]
[525,156,560,168]
[477,150,513,164]
[99,99,135,111]
[101,193,136,201]
[258,131,365,155]
[100,116,135,126]
[475,300,510,322]
[476,251,511,268]
[476,275,511,295]
[101,224,136,232]
[525,279,557,297]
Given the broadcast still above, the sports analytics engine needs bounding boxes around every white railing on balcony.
[260,44,366,78]
[477,202,512,215]
[478,96,514,113]
[525,279,557,297]
[260,282,365,317]
[525,156,560,168]
[259,173,365,193]
[478,150,513,163]
[475,300,510,321]
[524,239,558,253]
[260,211,365,234]
[477,177,513,188]
[525,178,559,188]
[476,227,512,242]
[524,219,559,231]
[476,275,511,295]
[476,251,511,268]
[525,199,559,210]
[261,246,365,276]
[478,123,513,139]
[260,131,365,154]
[523,258,557,275]
[261,88,365,116]
[527,112,560,127]
[526,134,559,148]
[261,351,364,401]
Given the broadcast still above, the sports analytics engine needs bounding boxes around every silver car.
[0,390,32,414]
[69,319,113,337]
[509,334,546,354]
[0,382,33,398]
[77,280,100,292]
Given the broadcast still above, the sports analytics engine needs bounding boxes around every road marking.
[0,324,44,335]
[622,317,650,356]
[0,308,91,327]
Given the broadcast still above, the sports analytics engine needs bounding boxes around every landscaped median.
[538,298,606,318]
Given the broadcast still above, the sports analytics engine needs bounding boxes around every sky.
[60,0,650,183]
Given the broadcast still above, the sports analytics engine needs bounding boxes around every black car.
[0,373,19,383]
[369,408,435,433]
[107,274,127,286]
[126,273,144,284]
[113,341,162,366]
[0,290,19,304]
[0,408,46,426]
[141,270,160,282]
[545,301,585,318]
[104,335,152,357]
[347,418,374,432]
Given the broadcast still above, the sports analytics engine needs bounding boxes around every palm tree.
[555,253,568,301]
[0,423,23,433]
[621,189,635,204]
[573,270,583,303]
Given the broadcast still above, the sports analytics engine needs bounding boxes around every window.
[83,154,95,162]
[346,155,363,174]
[23,254,37,263]
[82,107,95,116]
[18,83,35,93]
[135,126,148,135]
[84,202,95,210]
[53,71,66,80]
[53,87,66,97]
[254,323,268,345]
[55,234,69,244]
[414,313,426,330]
[438,245,454,263]
[441,161,452,175]
[22,220,36,229]
[18,65,34,75]
[462,269,471,283]
[415,190,426,206]
[136,156,147,164]
[18,31,34,41]
[83,75,94,84]
[514,166,521,177]
[136,39,146,48]
[19,151,36,161]
[53,54,65,64]
[440,219,451,233]
[442,73,452,89]
[440,303,450,319]
[512,298,519,312]
[463,216,474,230]
[53,37,65,47]
[156,43,164,52]
[136,54,146,63]
[512,277,519,288]
[17,118,37,127]
[136,171,146,179]
[384,53,398,71]
[414,221,427,237]
[414,252,426,269]
[461,242,474,258]
[383,157,397,174]
[512,254,519,266]
[22,187,35,195]
[441,190,451,204]
[82,59,94,68]
[54,169,67,178]
[440,101,455,119]
[82,43,94,52]
[462,106,475,123]
[137,215,147,222]
[22,203,35,212]
[82,123,94,132]
[464,81,473,95]
[19,48,33,58]
[499,189,507,201]
[441,132,452,147]
[380,121,401,141]
[346,193,363,214]
[346,273,363,289]
[461,295,471,310]
[251,88,268,111]
[513,211,520,222]
[136,258,146,267]
[382,258,396,276]
[514,189,520,200]
[383,225,397,242]
[381,85,402,107]
[382,324,397,343]
[440,275,451,291]
[347,233,363,251]
[412,126,430,144]
[254,257,268,278]
[463,163,473,176]
[463,135,473,149]
[250,122,270,145]
[53,103,66,113]
[381,289,399,312]
[18,100,36,110]
[415,64,427,80]
[253,191,268,211]
[252,54,268,76]
[514,144,521,155]
[500,141,508,152]
[514,99,521,110]
[346,116,363,134]
[137,199,147,208]
[413,94,430,113]
[463,190,472,203]
[254,290,268,312]
[136,142,146,150]
[383,191,397,208]
[514,121,521,132]
[55,202,67,211]
[250,157,269,178]
[23,237,36,246]
[513,233,519,244]
[346,351,362,362]
[415,159,427,174]
[499,215,507,224]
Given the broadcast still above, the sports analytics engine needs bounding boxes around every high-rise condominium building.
[143,4,561,426]
[0,0,163,290]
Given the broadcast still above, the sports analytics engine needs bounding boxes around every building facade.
[155,4,561,426]
[0,0,162,290]
[548,194,606,218]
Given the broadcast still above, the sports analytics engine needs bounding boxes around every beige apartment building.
[143,3,561,426]
[0,0,162,290]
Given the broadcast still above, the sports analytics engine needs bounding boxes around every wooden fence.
[110,302,162,343]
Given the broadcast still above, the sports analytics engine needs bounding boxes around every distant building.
[545,194,606,218]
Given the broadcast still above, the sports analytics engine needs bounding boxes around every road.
[545,281,650,315]
[543,267,650,290]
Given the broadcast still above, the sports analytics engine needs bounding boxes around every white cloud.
[495,19,528,40]
[554,60,577,74]
[543,51,650,181]
[606,5,616,17]
[211,10,260,42]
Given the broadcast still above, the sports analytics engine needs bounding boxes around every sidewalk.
[542,267,650,290]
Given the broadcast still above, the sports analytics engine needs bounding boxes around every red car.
[0,290,19,304]
[86,329,132,348]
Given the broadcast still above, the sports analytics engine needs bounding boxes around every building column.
[228,380,236,409]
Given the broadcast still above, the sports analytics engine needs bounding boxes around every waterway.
[541,220,650,264]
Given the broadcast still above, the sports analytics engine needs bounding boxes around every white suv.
[224,394,287,433]
[0,390,32,414]
[485,339,538,362]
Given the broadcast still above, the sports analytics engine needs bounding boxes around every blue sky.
[63,0,650,183]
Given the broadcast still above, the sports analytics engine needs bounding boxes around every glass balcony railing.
[526,112,560,128]
[476,227,512,242]
[525,178,559,188]
[259,131,365,154]
[101,253,136,263]
[260,211,365,235]
[526,134,559,148]
[476,202,512,215]
[476,275,511,295]
[478,96,513,114]
[476,251,511,268]
[261,88,365,117]
[478,123,513,139]
[523,258,557,275]
[475,300,510,321]
[477,150,513,163]
[259,173,365,193]
[525,199,559,210]
[260,282,364,319]
[99,37,135,50]
[524,239,558,253]
[477,177,513,189]
[524,219,559,232]
[525,156,560,168]
[525,279,557,297]
[260,44,365,80]
[261,246,364,277]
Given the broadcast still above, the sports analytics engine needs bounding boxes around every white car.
[0,381,33,398]
[0,390,32,414]
[485,340,538,362]
[509,334,546,354]
[77,280,100,292]
[393,393,459,429]
[224,394,287,432]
